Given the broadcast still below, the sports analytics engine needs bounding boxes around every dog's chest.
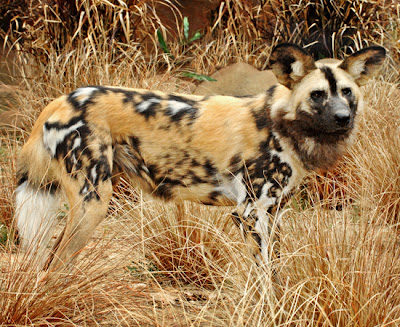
[215,137,305,206]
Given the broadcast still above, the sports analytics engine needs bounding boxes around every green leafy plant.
[157,17,216,82]
[157,28,173,58]
[180,71,216,82]
[182,16,202,44]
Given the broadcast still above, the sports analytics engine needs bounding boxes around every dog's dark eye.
[342,88,352,96]
[310,90,325,101]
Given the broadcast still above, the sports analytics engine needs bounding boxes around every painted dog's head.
[268,43,386,170]
[269,43,386,137]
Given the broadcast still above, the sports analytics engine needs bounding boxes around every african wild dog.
[15,43,385,270]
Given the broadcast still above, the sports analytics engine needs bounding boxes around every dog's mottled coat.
[15,43,386,270]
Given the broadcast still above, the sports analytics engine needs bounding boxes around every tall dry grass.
[0,0,400,325]
[347,82,400,225]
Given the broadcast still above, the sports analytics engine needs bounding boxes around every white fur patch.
[72,87,98,105]
[243,202,254,218]
[348,60,366,78]
[215,172,247,205]
[291,60,305,77]
[167,100,192,115]
[141,165,150,174]
[72,137,81,150]
[15,181,60,252]
[136,98,160,112]
[258,182,277,207]
[91,164,98,184]
[43,120,85,157]
[270,97,291,119]
[303,138,316,155]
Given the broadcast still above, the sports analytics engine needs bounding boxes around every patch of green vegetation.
[182,16,202,45]
[179,71,216,81]
[291,186,313,212]
[157,17,216,82]
[0,224,8,245]
[126,260,160,281]
[58,202,69,218]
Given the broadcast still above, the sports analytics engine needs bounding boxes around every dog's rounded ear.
[339,46,386,86]
[268,43,316,89]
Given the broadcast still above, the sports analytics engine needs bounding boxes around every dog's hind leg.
[46,130,114,271]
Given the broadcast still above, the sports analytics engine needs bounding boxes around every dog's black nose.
[334,111,351,127]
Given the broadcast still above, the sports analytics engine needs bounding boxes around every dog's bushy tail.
[15,178,61,252]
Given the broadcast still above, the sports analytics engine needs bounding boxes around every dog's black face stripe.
[320,66,337,95]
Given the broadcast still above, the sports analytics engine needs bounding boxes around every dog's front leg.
[232,200,281,265]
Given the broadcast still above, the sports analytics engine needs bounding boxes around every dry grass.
[1,0,400,326]
[347,82,400,225]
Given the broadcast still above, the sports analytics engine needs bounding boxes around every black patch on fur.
[80,155,112,202]
[106,88,137,104]
[244,134,292,199]
[349,98,357,113]
[130,136,141,149]
[208,190,220,202]
[42,181,60,194]
[67,90,85,110]
[68,86,105,110]
[79,183,97,201]
[153,177,184,199]
[146,164,158,180]
[97,155,112,183]
[280,55,296,75]
[203,159,217,176]
[62,128,91,173]
[251,231,262,249]
[231,211,242,228]
[320,67,337,94]
[267,85,277,98]
[43,116,84,133]
[187,170,204,184]
[17,175,59,195]
[251,106,271,130]
[17,175,28,186]
[191,159,201,167]
[229,154,243,173]
[246,144,271,178]
[342,90,358,114]
[44,117,92,177]
[309,94,327,114]
[199,190,221,205]
[231,208,262,249]
[251,93,274,131]
[134,93,162,119]
[166,95,198,122]
[268,133,283,152]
